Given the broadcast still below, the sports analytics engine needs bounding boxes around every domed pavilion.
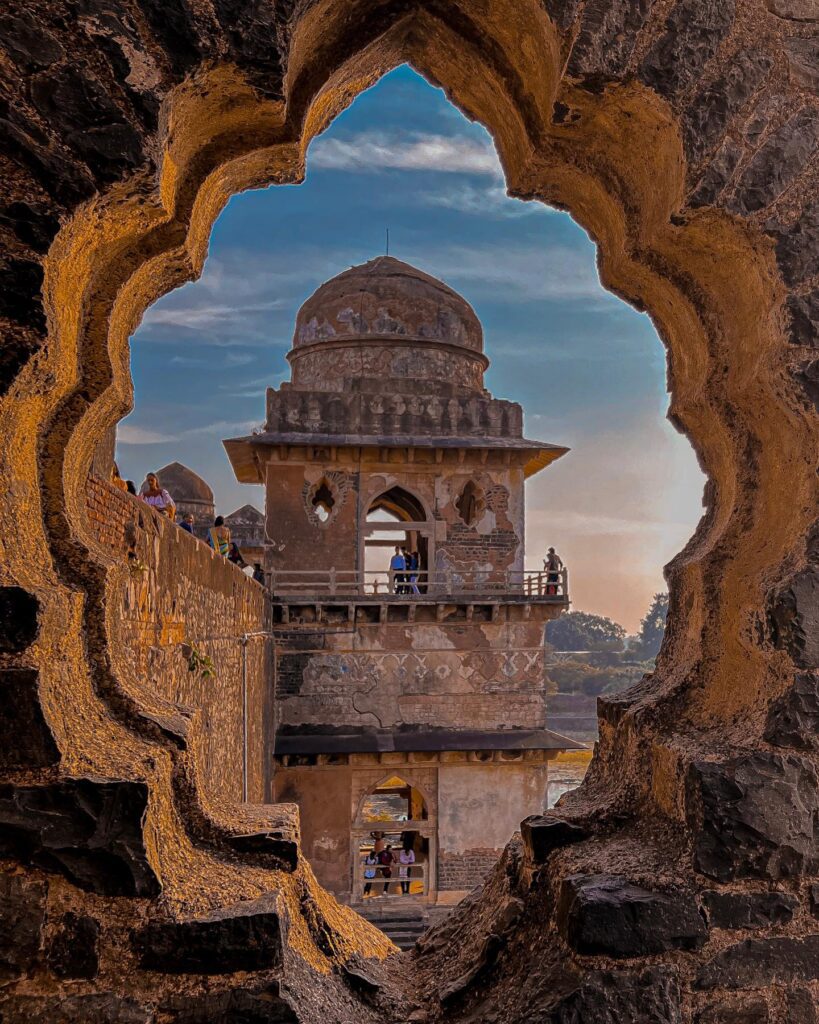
[224,257,578,905]
[156,461,214,534]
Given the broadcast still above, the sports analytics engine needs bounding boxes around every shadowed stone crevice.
[0,779,160,897]
[132,896,285,974]
[0,669,60,769]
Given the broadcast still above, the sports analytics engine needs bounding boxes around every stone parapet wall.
[85,475,271,806]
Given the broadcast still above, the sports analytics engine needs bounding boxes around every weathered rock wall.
[0,0,817,1020]
[86,474,271,806]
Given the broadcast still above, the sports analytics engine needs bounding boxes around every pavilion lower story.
[272,735,576,904]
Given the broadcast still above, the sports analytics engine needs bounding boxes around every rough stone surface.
[786,291,819,348]
[765,673,819,751]
[0,873,46,981]
[520,815,588,863]
[640,0,736,100]
[784,36,819,92]
[695,996,771,1023]
[695,935,819,989]
[769,569,819,668]
[46,911,100,979]
[133,897,284,973]
[701,889,797,928]
[546,967,682,1023]
[730,108,819,214]
[556,874,708,956]
[0,669,60,769]
[688,754,819,881]
[0,994,151,1024]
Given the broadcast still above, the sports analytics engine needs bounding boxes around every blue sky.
[120,66,705,631]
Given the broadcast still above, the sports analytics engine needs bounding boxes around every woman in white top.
[140,473,176,520]
[398,844,415,894]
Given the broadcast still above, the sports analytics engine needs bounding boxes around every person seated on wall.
[140,472,176,520]
[208,515,230,556]
[227,542,247,568]
[179,513,195,534]
[389,546,406,594]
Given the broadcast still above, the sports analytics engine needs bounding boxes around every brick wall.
[85,475,272,806]
[438,848,500,891]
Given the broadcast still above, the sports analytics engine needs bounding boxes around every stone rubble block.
[0,779,160,897]
[0,994,151,1024]
[546,966,682,1023]
[687,754,819,881]
[133,895,284,974]
[770,568,819,668]
[46,911,100,979]
[764,673,819,752]
[695,934,819,989]
[520,815,588,863]
[701,889,797,929]
[555,873,708,957]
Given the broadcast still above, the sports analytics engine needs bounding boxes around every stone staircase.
[357,902,430,951]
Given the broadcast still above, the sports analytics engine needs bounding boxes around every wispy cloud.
[424,183,551,219]
[309,132,501,176]
[118,418,260,445]
[143,300,285,331]
[118,424,176,445]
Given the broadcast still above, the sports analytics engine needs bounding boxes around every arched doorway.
[362,486,432,594]
[352,774,436,903]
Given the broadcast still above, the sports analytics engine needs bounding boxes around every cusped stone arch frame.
[0,0,815,1019]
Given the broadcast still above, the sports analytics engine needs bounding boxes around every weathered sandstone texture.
[0,0,817,1020]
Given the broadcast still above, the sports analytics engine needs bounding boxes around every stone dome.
[156,462,214,504]
[292,256,483,352]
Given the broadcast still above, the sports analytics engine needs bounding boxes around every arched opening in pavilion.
[363,486,432,591]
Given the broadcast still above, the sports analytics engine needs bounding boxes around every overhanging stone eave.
[224,430,569,458]
[274,728,587,756]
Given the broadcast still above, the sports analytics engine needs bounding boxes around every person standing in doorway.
[378,843,395,895]
[363,850,378,897]
[544,546,563,595]
[408,550,420,595]
[390,546,405,594]
[208,515,231,556]
[398,841,416,894]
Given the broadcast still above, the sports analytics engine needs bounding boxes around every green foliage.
[186,645,215,680]
[630,592,669,659]
[545,611,627,653]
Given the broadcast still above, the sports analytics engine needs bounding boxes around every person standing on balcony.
[140,472,176,520]
[390,546,405,594]
[544,547,563,595]
[378,844,396,895]
[208,515,231,556]
[408,550,420,595]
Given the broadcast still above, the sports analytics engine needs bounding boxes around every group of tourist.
[110,464,264,583]
[389,545,422,594]
[363,833,417,897]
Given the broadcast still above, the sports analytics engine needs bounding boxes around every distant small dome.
[156,462,214,504]
[225,504,264,525]
[293,256,483,352]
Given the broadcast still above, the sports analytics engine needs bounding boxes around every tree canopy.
[545,611,627,652]
[630,592,669,659]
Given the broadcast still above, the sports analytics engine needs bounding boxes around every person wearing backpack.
[377,844,395,895]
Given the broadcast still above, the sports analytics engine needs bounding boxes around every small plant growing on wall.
[180,642,216,680]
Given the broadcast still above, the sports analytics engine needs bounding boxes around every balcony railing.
[358,861,427,900]
[269,567,568,600]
